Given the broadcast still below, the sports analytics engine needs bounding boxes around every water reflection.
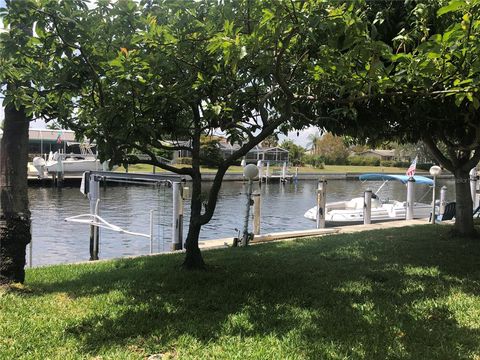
[28,178,454,266]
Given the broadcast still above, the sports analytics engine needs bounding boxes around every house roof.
[359,149,395,157]
[29,129,76,142]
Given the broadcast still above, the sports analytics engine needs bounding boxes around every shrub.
[304,154,325,168]
[393,161,410,168]
[417,162,434,171]
[347,156,380,166]
[176,157,192,165]
[380,160,395,167]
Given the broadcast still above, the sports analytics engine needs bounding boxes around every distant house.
[356,149,396,161]
[169,137,289,165]
[0,129,78,159]
[28,129,76,156]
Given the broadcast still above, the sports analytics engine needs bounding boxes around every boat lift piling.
[406,177,415,220]
[57,171,184,264]
[89,174,100,260]
[316,179,327,229]
[363,189,372,225]
[172,182,184,251]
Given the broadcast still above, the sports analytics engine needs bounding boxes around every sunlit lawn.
[118,164,412,175]
[1,225,479,359]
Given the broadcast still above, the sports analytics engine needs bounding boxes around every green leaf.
[437,0,465,16]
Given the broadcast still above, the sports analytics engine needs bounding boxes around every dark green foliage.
[348,156,381,167]
[200,139,223,168]
[280,140,305,166]
[303,154,325,168]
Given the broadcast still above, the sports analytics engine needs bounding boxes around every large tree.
[296,0,480,236]
[9,0,351,269]
[0,1,36,283]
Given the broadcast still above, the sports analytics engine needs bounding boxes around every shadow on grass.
[29,225,480,359]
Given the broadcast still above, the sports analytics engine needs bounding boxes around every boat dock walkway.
[198,219,433,251]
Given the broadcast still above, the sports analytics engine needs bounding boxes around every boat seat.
[345,197,382,210]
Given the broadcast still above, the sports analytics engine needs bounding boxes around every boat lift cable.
[65,199,152,239]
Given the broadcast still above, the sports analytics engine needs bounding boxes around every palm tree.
[307,131,322,155]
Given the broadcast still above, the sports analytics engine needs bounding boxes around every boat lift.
[64,170,186,261]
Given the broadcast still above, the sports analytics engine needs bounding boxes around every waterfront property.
[1,224,479,359]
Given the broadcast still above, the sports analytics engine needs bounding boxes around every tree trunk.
[182,170,205,269]
[454,169,475,237]
[0,102,31,284]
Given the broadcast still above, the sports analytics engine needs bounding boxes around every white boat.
[304,174,434,226]
[32,143,102,178]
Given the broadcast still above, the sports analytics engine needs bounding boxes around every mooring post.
[172,182,183,251]
[252,192,261,235]
[470,168,478,209]
[88,174,100,260]
[363,189,372,225]
[406,177,415,220]
[282,162,287,182]
[440,185,447,216]
[294,167,298,183]
[316,179,327,228]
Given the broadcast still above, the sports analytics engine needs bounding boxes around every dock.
[198,219,432,251]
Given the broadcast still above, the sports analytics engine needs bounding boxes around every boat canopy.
[359,173,434,185]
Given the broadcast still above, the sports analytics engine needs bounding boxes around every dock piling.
[316,179,327,229]
[440,185,447,216]
[406,177,415,220]
[89,175,100,260]
[363,190,372,224]
[470,168,478,209]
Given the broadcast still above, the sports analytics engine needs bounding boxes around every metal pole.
[282,162,287,182]
[440,186,447,216]
[241,179,253,246]
[431,176,437,224]
[172,182,182,251]
[406,178,415,220]
[316,180,326,228]
[149,209,154,254]
[266,162,270,183]
[363,189,372,225]
[89,174,100,260]
[253,192,261,235]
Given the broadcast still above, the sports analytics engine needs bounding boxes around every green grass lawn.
[119,164,411,175]
[2,225,479,359]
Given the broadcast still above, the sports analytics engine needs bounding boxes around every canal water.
[29,178,455,266]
